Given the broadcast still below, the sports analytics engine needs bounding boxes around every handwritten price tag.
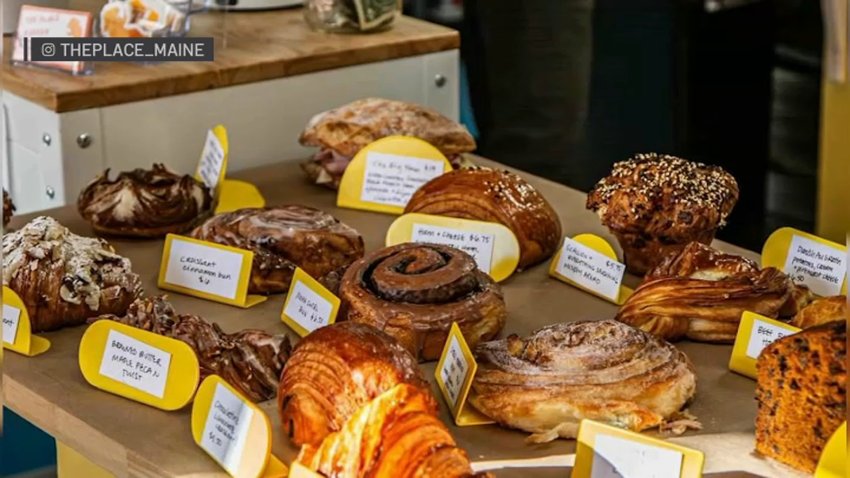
[2,304,21,346]
[762,227,847,297]
[280,268,340,337]
[200,382,254,474]
[2,286,50,357]
[435,323,493,426]
[549,234,632,304]
[196,125,228,196]
[413,224,496,272]
[729,311,801,379]
[99,329,171,398]
[158,234,266,308]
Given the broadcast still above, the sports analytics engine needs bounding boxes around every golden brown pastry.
[2,216,142,332]
[92,296,290,402]
[78,164,213,238]
[791,295,846,329]
[586,153,739,275]
[295,383,489,478]
[755,320,846,473]
[405,167,562,270]
[278,322,429,446]
[339,243,507,361]
[3,189,14,228]
[299,98,476,189]
[469,320,697,443]
[616,242,811,343]
[191,206,364,294]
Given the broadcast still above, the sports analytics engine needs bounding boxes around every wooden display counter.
[2,159,801,478]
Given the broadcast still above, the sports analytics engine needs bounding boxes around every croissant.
[278,322,429,446]
[91,296,290,402]
[616,242,811,343]
[191,206,364,294]
[339,243,507,361]
[405,167,562,269]
[470,320,697,442]
[791,295,846,329]
[2,216,142,332]
[295,383,489,478]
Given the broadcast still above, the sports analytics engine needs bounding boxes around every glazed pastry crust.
[191,206,364,294]
[339,243,507,361]
[278,322,428,446]
[791,295,847,329]
[405,167,562,269]
[470,320,697,442]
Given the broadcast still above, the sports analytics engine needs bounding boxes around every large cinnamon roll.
[2,216,142,332]
[470,320,697,442]
[296,383,489,478]
[405,167,562,270]
[278,322,428,446]
[78,164,213,237]
[339,243,507,361]
[616,242,811,343]
[191,206,364,294]
[91,296,290,402]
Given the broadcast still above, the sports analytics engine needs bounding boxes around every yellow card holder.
[288,462,323,478]
[435,323,494,426]
[337,136,453,215]
[549,234,633,305]
[815,422,847,478]
[193,125,266,214]
[2,286,50,356]
[762,227,847,296]
[158,234,267,308]
[572,420,704,478]
[729,311,801,379]
[79,320,200,410]
[191,376,287,478]
[280,267,340,337]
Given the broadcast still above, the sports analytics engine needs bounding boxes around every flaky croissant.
[278,322,429,446]
[295,383,489,478]
[616,242,811,343]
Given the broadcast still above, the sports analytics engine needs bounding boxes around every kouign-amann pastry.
[78,164,213,238]
[470,320,697,442]
[339,243,507,361]
[278,322,429,446]
[586,153,739,275]
[791,295,846,329]
[299,98,476,189]
[295,383,489,478]
[755,320,846,473]
[191,206,364,294]
[2,216,142,332]
[92,296,290,402]
[405,167,562,269]
[616,242,810,343]
[3,190,15,228]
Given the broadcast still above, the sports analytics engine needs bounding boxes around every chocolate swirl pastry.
[92,296,290,402]
[470,320,697,443]
[278,322,429,446]
[191,206,364,294]
[587,153,739,275]
[616,242,812,343]
[296,383,490,478]
[405,167,562,270]
[339,243,507,361]
[3,189,15,228]
[2,216,142,332]
[78,164,213,238]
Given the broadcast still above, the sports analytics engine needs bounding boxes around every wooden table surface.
[2,159,797,478]
[1,4,459,112]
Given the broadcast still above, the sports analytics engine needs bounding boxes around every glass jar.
[304,0,400,33]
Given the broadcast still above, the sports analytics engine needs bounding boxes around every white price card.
[439,335,469,406]
[554,237,626,302]
[729,311,801,379]
[745,319,798,360]
[99,329,172,399]
[280,267,340,337]
[591,434,683,478]
[412,223,496,273]
[162,236,247,301]
[783,235,847,297]
[360,152,445,207]
[200,382,254,475]
[2,304,21,345]
[197,128,227,192]
[434,322,494,426]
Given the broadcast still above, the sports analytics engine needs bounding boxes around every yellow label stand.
[549,234,633,305]
[337,136,452,215]
[434,323,494,426]
[194,125,266,214]
[217,179,266,214]
[816,422,847,478]
[386,213,520,282]
[158,234,267,308]
[288,461,324,478]
[56,442,115,478]
[191,376,287,478]
[762,227,847,295]
[729,311,801,379]
[79,320,200,411]
[572,420,704,478]
[2,286,50,356]
[280,267,340,337]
